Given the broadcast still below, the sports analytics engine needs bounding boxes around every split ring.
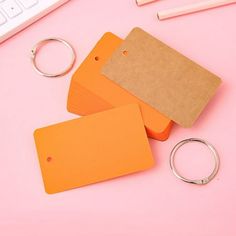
[31,38,76,78]
[170,138,220,185]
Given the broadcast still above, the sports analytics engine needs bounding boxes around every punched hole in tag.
[47,157,53,163]
[122,50,128,56]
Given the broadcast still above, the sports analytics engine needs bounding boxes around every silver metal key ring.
[31,38,76,78]
[170,138,220,185]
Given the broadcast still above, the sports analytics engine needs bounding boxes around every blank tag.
[102,28,222,127]
[34,104,154,194]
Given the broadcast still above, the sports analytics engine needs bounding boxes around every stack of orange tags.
[34,27,221,194]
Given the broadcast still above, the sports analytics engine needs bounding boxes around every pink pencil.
[136,0,157,6]
[157,0,236,20]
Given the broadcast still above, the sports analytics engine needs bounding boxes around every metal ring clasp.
[170,138,220,185]
[31,38,76,78]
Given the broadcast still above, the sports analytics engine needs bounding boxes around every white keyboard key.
[0,12,6,25]
[1,0,22,18]
[19,0,38,9]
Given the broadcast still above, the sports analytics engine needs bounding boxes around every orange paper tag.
[34,104,154,194]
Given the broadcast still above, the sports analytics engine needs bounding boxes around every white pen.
[157,0,236,20]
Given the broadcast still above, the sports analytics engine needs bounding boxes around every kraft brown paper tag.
[102,27,222,128]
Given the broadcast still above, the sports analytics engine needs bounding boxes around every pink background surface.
[0,0,236,235]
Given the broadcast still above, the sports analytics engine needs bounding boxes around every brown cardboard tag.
[102,28,222,127]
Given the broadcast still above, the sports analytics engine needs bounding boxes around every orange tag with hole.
[34,104,154,194]
[67,32,172,141]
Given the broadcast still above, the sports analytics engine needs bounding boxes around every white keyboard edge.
[0,0,70,44]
